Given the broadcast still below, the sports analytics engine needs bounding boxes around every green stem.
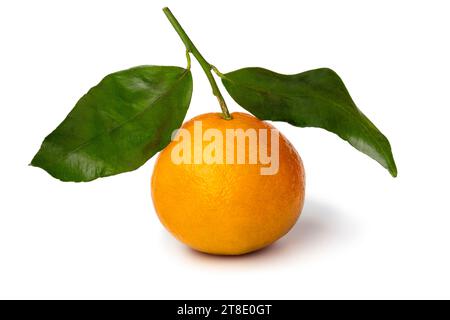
[185,50,191,69]
[163,7,232,120]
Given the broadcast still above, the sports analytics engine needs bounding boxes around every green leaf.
[221,67,397,177]
[31,65,193,182]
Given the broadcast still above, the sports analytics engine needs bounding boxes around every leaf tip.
[388,160,398,178]
[29,154,38,167]
[390,167,398,178]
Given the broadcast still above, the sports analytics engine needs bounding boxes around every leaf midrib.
[60,69,190,160]
[222,73,393,170]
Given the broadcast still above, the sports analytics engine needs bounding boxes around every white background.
[1,0,449,299]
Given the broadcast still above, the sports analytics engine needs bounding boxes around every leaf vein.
[61,69,190,159]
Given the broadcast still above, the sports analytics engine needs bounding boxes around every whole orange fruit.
[151,112,305,255]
